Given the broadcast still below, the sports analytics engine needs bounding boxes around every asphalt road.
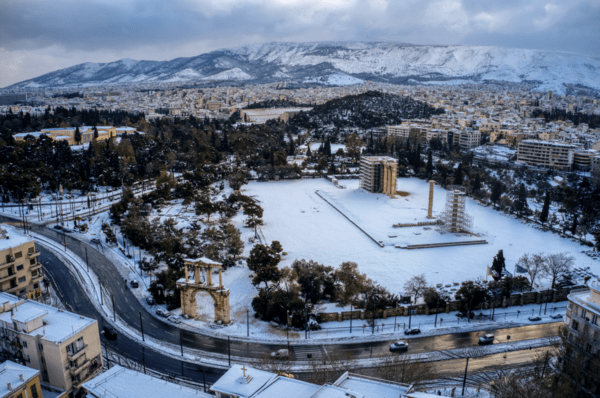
[1,216,562,379]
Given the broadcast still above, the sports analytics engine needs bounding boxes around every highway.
[1,215,562,382]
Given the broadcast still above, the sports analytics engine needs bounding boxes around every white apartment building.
[457,130,481,149]
[0,292,102,396]
[386,121,430,142]
[516,140,576,171]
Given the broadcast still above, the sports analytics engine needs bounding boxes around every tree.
[544,252,574,288]
[403,274,427,301]
[513,183,530,217]
[93,126,99,140]
[374,355,435,385]
[243,201,264,238]
[423,287,449,309]
[247,244,281,289]
[491,181,503,204]
[345,133,363,161]
[195,190,221,223]
[518,253,545,289]
[540,191,550,224]
[74,126,81,144]
[473,173,481,192]
[455,280,489,315]
[334,261,370,305]
[491,250,506,280]
[425,151,433,177]
[291,259,335,304]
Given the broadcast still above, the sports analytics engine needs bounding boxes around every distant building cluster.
[13,126,136,146]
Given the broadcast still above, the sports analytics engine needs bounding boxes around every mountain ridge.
[6,42,600,94]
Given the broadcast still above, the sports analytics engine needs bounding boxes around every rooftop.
[332,372,412,398]
[82,366,211,398]
[0,361,39,398]
[210,365,276,398]
[0,224,33,252]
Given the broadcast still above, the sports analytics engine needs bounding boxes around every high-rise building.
[359,156,397,198]
[0,225,43,299]
[517,140,575,171]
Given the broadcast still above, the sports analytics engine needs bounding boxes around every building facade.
[457,130,481,149]
[516,140,575,171]
[0,292,102,397]
[0,226,43,299]
[590,155,600,188]
[564,283,600,396]
[359,156,397,198]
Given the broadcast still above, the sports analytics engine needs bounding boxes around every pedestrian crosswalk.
[292,345,324,360]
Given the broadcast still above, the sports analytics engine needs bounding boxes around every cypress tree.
[539,192,550,224]
[473,173,481,192]
[93,126,99,140]
[426,151,433,177]
[491,181,503,204]
[491,250,505,280]
[74,126,81,144]
[571,214,578,235]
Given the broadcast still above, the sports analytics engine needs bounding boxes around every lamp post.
[434,297,440,327]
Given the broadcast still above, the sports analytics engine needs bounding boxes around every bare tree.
[543,252,574,288]
[518,253,545,289]
[372,355,434,385]
[403,274,428,302]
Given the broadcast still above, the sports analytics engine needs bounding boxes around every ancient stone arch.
[177,257,230,324]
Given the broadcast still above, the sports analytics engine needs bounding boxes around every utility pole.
[350,303,353,333]
[539,291,544,316]
[139,312,145,341]
[86,247,89,273]
[435,297,440,327]
[247,309,249,337]
[228,336,231,366]
[468,296,473,323]
[408,304,412,329]
[180,330,184,356]
[462,357,470,396]
[112,294,116,321]
[142,346,146,374]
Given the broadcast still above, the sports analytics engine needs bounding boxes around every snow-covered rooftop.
[210,365,276,398]
[0,224,33,252]
[0,361,39,398]
[332,373,411,398]
[83,366,212,398]
[253,376,321,398]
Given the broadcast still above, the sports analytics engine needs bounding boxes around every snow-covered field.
[243,178,596,293]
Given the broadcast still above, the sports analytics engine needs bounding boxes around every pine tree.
[325,137,332,158]
[473,173,481,192]
[491,250,505,280]
[74,126,81,144]
[306,144,312,158]
[539,191,550,224]
[491,181,503,204]
[426,151,433,177]
[453,163,463,186]
[514,183,529,217]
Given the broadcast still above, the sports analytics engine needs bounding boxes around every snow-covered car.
[146,296,155,305]
[550,314,563,320]
[62,228,73,233]
[528,316,542,321]
[91,238,101,244]
[270,349,289,359]
[130,280,139,288]
[156,308,171,318]
[404,328,421,335]
[389,341,409,352]
[478,334,495,345]
[168,315,182,324]
[103,325,118,340]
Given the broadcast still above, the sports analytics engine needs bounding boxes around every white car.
[270,349,289,359]
[168,315,182,324]
[156,308,171,318]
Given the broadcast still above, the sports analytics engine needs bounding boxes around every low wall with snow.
[316,285,584,323]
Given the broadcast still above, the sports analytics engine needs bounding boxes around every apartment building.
[0,361,42,398]
[386,121,429,142]
[564,282,600,396]
[592,155,600,188]
[0,292,102,397]
[457,130,481,149]
[0,225,43,299]
[359,156,397,198]
[573,149,597,171]
[516,140,575,171]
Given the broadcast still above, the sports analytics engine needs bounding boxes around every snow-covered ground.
[243,178,597,292]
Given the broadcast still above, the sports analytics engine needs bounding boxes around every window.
[14,252,22,259]
[30,259,36,265]
[582,309,587,320]
[16,264,24,271]
[30,384,38,398]
[573,320,579,331]
[33,283,39,289]
[18,277,26,283]
[38,343,43,351]
[22,341,27,348]
[592,315,598,325]
[28,247,34,254]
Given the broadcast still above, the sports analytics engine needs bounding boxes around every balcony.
[67,345,87,361]
[0,273,16,284]
[0,258,15,269]
[30,262,42,270]
[70,359,90,376]
[28,251,40,258]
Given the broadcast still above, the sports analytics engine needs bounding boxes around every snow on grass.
[243,178,597,293]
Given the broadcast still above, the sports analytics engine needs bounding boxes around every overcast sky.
[1,0,599,87]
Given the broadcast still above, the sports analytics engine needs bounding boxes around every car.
[528,316,542,321]
[62,228,73,233]
[103,325,118,340]
[91,238,101,244]
[389,341,409,352]
[130,280,139,288]
[404,328,421,335]
[146,296,155,305]
[168,315,182,324]
[270,349,289,359]
[550,314,563,320]
[479,334,495,345]
[156,308,171,318]
[53,225,63,230]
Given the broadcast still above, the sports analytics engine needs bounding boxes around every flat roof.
[0,224,33,252]
[333,373,411,398]
[83,366,211,398]
[253,377,321,398]
[210,365,276,398]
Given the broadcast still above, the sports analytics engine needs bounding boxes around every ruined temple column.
[184,263,189,283]
[219,269,223,287]
[207,266,213,286]
[427,180,435,219]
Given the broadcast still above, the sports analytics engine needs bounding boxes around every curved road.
[2,217,562,378]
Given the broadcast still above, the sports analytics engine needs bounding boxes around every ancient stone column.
[427,180,435,219]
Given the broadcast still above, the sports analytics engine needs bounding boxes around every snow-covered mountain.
[8,42,600,93]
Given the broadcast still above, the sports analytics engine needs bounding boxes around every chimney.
[7,383,12,391]
[19,374,24,382]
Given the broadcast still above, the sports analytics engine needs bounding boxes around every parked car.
[91,238,101,244]
[270,349,289,359]
[528,316,542,322]
[168,315,182,324]
[404,328,421,335]
[478,334,495,345]
[146,296,155,305]
[550,314,563,320]
[130,280,139,288]
[156,308,171,318]
[53,225,63,230]
[62,228,73,233]
[389,341,409,352]
[103,325,118,340]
